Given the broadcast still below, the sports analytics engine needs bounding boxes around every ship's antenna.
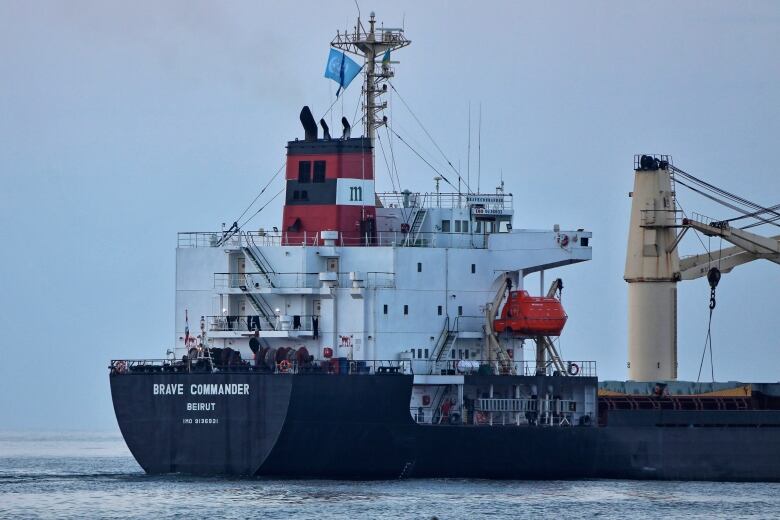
[354,0,361,19]
[478,103,482,194]
[467,101,471,195]
[331,12,410,146]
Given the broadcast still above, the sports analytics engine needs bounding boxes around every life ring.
[400,223,410,234]
[560,234,570,247]
[567,362,580,376]
[278,359,292,373]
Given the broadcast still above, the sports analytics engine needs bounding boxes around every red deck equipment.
[494,290,568,336]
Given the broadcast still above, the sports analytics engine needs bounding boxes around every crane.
[624,155,780,381]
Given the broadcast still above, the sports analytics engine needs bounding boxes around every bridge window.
[293,190,300,200]
[471,263,476,274]
[458,305,463,316]
[417,262,422,272]
[454,220,461,232]
[462,220,469,232]
[404,304,409,315]
[417,348,423,358]
[313,161,326,182]
[425,348,429,358]
[298,161,311,183]
[437,305,442,316]
[300,190,308,200]
[475,221,482,233]
[383,304,388,315]
[441,220,450,232]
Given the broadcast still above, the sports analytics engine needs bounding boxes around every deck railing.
[207,314,315,332]
[421,359,597,377]
[109,358,411,375]
[377,191,513,211]
[110,357,595,377]
[178,230,501,250]
[213,271,396,290]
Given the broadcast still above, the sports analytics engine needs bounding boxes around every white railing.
[179,230,499,249]
[207,314,315,332]
[425,360,597,377]
[213,271,396,290]
[377,191,513,211]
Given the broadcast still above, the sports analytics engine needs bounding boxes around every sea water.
[1,431,779,519]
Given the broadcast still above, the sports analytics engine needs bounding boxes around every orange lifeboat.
[493,290,567,336]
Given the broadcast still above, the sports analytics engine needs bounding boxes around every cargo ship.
[110,13,780,481]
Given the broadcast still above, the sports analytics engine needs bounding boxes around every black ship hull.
[111,372,780,481]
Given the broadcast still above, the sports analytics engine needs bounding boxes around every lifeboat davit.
[493,290,567,336]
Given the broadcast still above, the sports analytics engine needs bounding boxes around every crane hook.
[707,267,721,310]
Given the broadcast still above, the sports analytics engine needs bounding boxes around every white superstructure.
[172,12,596,426]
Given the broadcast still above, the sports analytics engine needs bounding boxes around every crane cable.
[388,81,474,194]
[234,162,286,228]
[675,178,780,230]
[696,238,722,385]
[239,187,287,229]
[387,126,461,193]
[671,165,780,228]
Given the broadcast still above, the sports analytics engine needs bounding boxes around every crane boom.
[682,218,780,263]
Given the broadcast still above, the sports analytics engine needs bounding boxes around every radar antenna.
[331,12,410,145]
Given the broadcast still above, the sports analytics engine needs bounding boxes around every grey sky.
[1,1,778,430]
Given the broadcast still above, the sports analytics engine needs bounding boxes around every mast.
[331,12,410,145]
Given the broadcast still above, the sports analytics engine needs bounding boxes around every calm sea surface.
[1,431,779,519]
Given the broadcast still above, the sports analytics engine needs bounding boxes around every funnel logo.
[337,179,374,206]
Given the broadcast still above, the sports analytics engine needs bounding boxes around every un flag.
[324,49,362,95]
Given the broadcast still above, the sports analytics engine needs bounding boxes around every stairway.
[405,208,427,246]
[429,317,455,373]
[241,291,276,331]
[437,334,456,362]
[431,384,452,424]
[243,240,276,288]
[237,234,278,330]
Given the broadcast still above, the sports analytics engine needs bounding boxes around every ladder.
[244,233,276,288]
[405,208,427,246]
[429,317,454,373]
[239,233,277,330]
[241,290,277,331]
[431,385,452,424]
[398,460,416,479]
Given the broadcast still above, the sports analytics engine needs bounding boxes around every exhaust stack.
[299,106,318,141]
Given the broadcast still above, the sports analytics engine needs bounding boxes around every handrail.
[109,358,411,375]
[213,271,396,290]
[178,230,514,250]
[207,314,317,332]
[427,359,597,377]
[245,233,277,287]
[377,191,513,210]
[430,317,451,368]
